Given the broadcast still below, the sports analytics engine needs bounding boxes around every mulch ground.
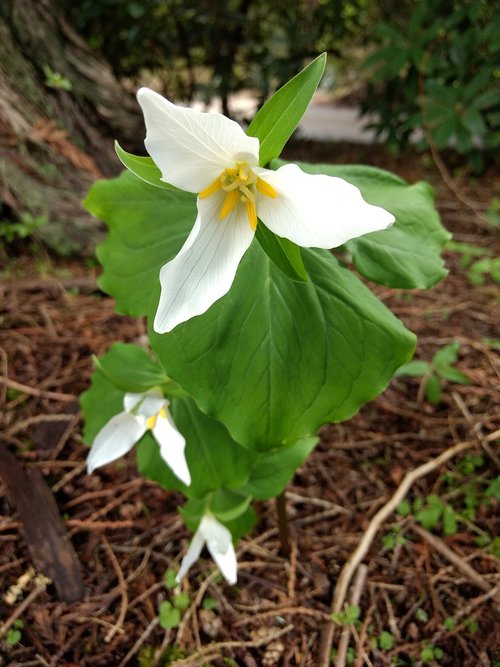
[0,142,499,667]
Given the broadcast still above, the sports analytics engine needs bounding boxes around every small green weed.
[485,197,500,228]
[331,604,360,626]
[5,619,23,646]
[420,644,445,663]
[382,525,407,550]
[395,342,469,404]
[43,65,73,91]
[157,568,192,630]
[0,211,48,245]
[446,240,500,286]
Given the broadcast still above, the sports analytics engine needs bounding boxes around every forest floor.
[0,140,499,667]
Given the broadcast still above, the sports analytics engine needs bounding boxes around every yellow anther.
[199,178,221,199]
[199,162,277,230]
[245,200,257,231]
[220,190,240,219]
[146,414,157,430]
[256,177,277,198]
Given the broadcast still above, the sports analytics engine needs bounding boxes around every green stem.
[276,492,291,557]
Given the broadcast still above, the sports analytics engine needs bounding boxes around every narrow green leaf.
[436,366,469,384]
[433,343,460,368]
[255,223,308,282]
[425,373,442,404]
[247,53,326,165]
[115,141,179,190]
[395,360,430,377]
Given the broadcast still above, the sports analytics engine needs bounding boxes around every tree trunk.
[0,0,142,257]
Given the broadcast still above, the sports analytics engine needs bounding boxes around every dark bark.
[0,0,142,256]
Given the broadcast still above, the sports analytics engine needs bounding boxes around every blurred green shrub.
[58,0,367,115]
[361,0,499,171]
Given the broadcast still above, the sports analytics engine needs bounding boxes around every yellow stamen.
[220,189,240,219]
[245,200,257,231]
[256,177,277,198]
[146,407,167,431]
[199,162,278,230]
[199,178,221,199]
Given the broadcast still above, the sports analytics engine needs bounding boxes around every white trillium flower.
[176,513,237,585]
[137,87,396,333]
[86,388,191,485]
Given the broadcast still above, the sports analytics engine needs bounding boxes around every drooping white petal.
[86,412,146,474]
[137,88,259,193]
[256,164,395,249]
[152,412,191,485]
[153,192,255,333]
[201,515,237,585]
[175,529,205,583]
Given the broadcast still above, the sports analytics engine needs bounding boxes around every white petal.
[153,193,255,333]
[124,389,165,418]
[86,412,146,474]
[152,412,191,485]
[176,529,205,583]
[123,392,144,413]
[137,88,259,193]
[200,515,237,585]
[256,164,395,249]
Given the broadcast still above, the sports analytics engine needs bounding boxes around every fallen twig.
[102,537,128,642]
[335,564,368,667]
[0,575,50,640]
[0,376,76,402]
[170,623,294,667]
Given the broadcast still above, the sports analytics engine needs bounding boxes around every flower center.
[146,406,167,431]
[199,161,277,231]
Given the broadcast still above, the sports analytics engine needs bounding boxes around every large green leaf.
[150,242,415,450]
[247,53,326,166]
[239,437,318,500]
[85,171,197,317]
[93,342,169,393]
[272,161,450,289]
[80,366,124,445]
[88,170,416,450]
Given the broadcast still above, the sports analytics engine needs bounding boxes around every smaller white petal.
[257,164,395,249]
[87,412,146,474]
[123,392,144,413]
[201,515,237,585]
[152,412,191,485]
[137,88,259,193]
[176,529,205,583]
[124,389,165,418]
[153,193,254,333]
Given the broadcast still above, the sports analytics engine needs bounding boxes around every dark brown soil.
[0,141,499,667]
